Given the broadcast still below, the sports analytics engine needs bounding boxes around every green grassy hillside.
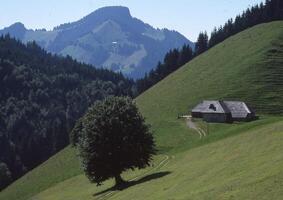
[136,21,283,152]
[1,21,283,200]
[2,118,282,200]
[0,147,81,200]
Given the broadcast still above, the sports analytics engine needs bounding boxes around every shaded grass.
[94,171,171,196]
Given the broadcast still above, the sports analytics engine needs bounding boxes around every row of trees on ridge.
[136,0,283,94]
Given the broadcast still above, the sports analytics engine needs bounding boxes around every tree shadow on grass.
[94,171,171,196]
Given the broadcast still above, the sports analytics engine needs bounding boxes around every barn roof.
[224,101,253,119]
[192,100,254,119]
[192,100,231,114]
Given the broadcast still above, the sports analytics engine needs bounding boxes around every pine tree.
[178,45,193,66]
[195,32,208,56]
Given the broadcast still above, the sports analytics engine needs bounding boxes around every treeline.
[208,0,283,49]
[0,35,134,190]
[137,0,283,94]
[136,45,193,93]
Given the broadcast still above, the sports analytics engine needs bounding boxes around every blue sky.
[0,0,264,41]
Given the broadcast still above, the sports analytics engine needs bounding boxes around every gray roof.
[192,100,231,114]
[192,100,253,118]
[224,101,253,119]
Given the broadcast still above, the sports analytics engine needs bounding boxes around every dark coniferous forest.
[136,0,283,94]
[0,35,134,190]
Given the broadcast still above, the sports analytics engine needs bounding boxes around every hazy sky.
[0,0,265,41]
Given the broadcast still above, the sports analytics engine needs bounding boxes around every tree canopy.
[75,96,156,186]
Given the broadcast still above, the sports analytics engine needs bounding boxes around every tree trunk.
[114,174,126,187]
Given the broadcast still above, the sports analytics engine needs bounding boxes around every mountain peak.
[0,22,27,40]
[85,6,132,22]
[94,6,131,16]
[9,22,26,30]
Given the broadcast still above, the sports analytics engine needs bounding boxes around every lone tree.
[75,96,156,187]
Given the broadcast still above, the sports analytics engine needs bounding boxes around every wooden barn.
[191,100,255,123]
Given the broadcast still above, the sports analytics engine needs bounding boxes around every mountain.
[0,6,193,79]
[1,21,283,200]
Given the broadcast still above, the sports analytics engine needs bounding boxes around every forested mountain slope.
[0,35,133,189]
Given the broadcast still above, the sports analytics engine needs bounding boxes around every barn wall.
[203,113,228,123]
[233,113,256,122]
[191,112,202,118]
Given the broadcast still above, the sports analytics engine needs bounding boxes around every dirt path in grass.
[97,154,171,200]
[182,116,206,138]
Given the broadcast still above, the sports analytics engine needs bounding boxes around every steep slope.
[1,21,283,200]
[136,21,283,150]
[0,6,193,78]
